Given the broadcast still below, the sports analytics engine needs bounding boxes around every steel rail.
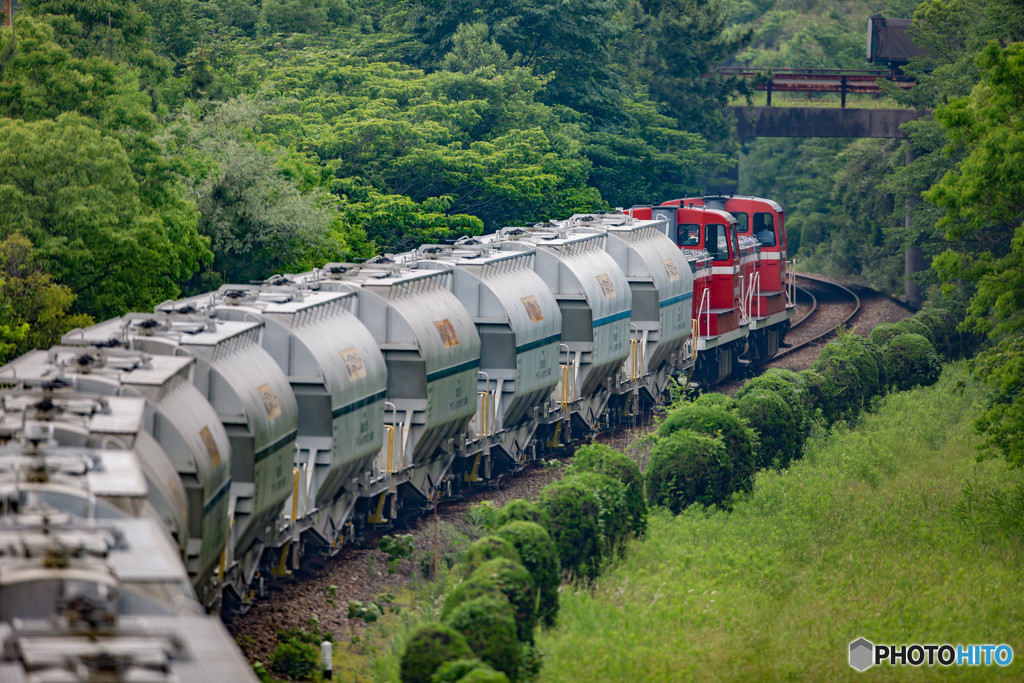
[773,273,861,359]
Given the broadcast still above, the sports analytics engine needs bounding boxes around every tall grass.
[538,365,1024,680]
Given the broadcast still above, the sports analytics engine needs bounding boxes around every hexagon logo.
[849,637,874,671]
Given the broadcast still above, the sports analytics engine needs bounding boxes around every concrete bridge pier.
[903,148,925,309]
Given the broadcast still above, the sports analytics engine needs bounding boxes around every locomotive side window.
[706,223,731,261]
[753,212,777,247]
[677,223,701,247]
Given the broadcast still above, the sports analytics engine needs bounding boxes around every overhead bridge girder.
[731,106,927,142]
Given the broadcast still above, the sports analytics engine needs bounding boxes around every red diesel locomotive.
[630,195,796,384]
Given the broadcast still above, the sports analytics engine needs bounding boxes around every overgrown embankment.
[538,366,1024,680]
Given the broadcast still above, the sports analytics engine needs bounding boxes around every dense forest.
[0,0,1022,464]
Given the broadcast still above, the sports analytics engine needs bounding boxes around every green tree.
[0,233,93,363]
[926,41,1024,466]
[0,113,208,318]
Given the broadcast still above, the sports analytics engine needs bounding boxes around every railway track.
[775,273,861,359]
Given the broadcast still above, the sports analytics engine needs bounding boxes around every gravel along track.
[227,275,912,664]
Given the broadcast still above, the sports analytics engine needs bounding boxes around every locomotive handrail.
[739,275,748,324]
[697,287,711,338]
[745,271,762,320]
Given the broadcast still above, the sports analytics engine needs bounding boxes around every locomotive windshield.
[753,212,777,247]
[677,223,701,247]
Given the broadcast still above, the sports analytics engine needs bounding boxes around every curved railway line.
[775,273,862,359]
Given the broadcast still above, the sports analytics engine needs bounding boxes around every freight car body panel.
[557,213,695,402]
[62,315,298,607]
[400,244,563,470]
[159,284,387,551]
[298,264,481,505]
[489,227,632,435]
[0,348,232,608]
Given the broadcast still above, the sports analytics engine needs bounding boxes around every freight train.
[0,194,791,676]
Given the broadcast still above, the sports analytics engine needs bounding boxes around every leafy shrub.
[537,478,603,580]
[646,429,732,512]
[496,521,560,628]
[735,390,802,468]
[656,402,757,492]
[915,306,978,359]
[816,331,884,402]
[401,623,474,683]
[565,471,630,553]
[270,637,319,679]
[379,533,415,573]
[894,316,934,343]
[811,348,868,423]
[798,369,835,425]
[431,659,510,683]
[467,500,500,532]
[569,443,647,536]
[461,536,521,577]
[870,322,911,348]
[884,333,943,391]
[760,367,817,430]
[443,558,537,643]
[493,499,551,530]
[443,595,518,680]
[693,391,737,411]
[835,331,884,395]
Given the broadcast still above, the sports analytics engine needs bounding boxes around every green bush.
[869,322,902,348]
[646,429,732,512]
[816,331,884,402]
[443,595,519,680]
[894,316,933,343]
[462,536,521,577]
[537,478,604,580]
[565,471,630,553]
[496,521,560,628]
[735,390,802,468]
[656,403,758,493]
[431,659,510,682]
[811,345,869,422]
[494,499,551,530]
[884,333,943,391]
[914,306,979,359]
[835,331,884,395]
[798,369,834,425]
[269,637,319,679]
[569,443,647,536]
[443,558,537,643]
[400,623,474,683]
[760,367,817,430]
[693,392,737,411]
